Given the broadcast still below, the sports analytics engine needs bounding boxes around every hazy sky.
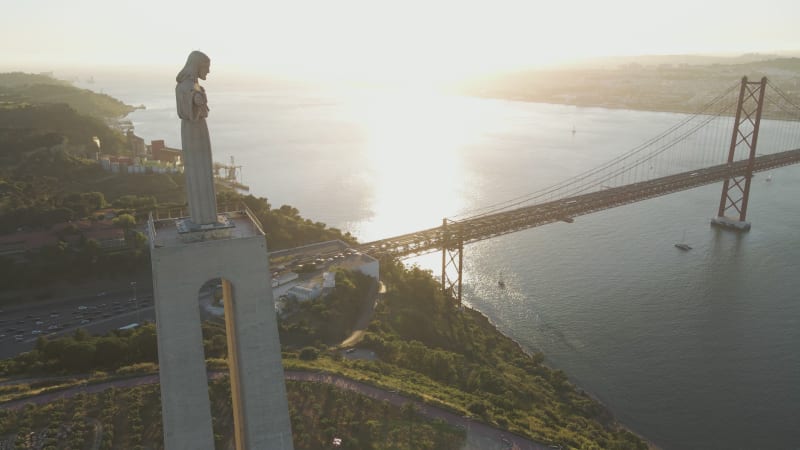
[2,0,798,82]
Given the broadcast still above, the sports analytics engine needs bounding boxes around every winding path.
[0,371,551,450]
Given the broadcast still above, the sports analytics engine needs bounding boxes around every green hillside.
[0,72,134,119]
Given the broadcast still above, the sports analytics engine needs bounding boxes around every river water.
[78,72,800,450]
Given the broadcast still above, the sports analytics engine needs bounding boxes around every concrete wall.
[356,259,380,280]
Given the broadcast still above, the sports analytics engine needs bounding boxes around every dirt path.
[286,371,551,450]
[1,370,552,450]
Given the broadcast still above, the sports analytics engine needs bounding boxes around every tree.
[299,347,319,360]
[401,402,418,448]
[113,213,136,230]
[61,340,96,372]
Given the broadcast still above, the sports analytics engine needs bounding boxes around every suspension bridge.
[352,77,800,304]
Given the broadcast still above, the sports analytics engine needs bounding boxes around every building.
[271,240,380,311]
[127,131,146,156]
[286,285,320,301]
[150,139,182,165]
[322,271,336,288]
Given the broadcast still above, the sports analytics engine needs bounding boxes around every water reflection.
[347,88,474,240]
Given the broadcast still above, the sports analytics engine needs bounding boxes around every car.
[78,305,88,311]
[345,348,356,354]
[31,330,42,335]
[35,320,44,325]
[80,319,91,324]
[97,291,107,297]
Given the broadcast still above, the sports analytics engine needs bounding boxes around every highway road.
[0,284,156,360]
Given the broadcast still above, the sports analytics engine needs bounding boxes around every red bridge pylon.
[711,76,767,231]
[441,218,463,306]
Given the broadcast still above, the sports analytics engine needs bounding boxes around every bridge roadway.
[353,148,800,259]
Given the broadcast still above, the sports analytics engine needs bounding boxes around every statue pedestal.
[148,210,294,450]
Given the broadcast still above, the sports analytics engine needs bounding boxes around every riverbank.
[462,301,661,449]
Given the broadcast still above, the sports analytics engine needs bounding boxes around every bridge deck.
[356,148,800,258]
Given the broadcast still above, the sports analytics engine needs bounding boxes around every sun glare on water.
[345,87,481,240]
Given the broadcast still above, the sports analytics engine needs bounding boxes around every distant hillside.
[0,72,134,119]
[0,72,71,88]
[571,52,789,69]
[456,57,800,116]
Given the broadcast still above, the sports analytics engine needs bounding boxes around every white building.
[286,285,320,301]
[322,272,336,289]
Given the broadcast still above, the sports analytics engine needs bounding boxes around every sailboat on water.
[674,231,692,251]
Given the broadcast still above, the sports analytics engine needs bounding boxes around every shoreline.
[460,299,662,449]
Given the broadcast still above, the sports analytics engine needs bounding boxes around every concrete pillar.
[150,215,294,450]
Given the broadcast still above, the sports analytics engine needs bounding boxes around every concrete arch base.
[149,213,294,450]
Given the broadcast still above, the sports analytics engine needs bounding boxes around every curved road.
[1,371,552,450]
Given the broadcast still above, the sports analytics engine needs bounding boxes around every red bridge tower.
[711,76,767,231]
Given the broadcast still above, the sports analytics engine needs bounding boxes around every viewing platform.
[147,207,264,249]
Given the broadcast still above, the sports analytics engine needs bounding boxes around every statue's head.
[176,51,211,83]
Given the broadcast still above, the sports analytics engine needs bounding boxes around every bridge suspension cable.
[765,79,800,117]
[449,81,743,222]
